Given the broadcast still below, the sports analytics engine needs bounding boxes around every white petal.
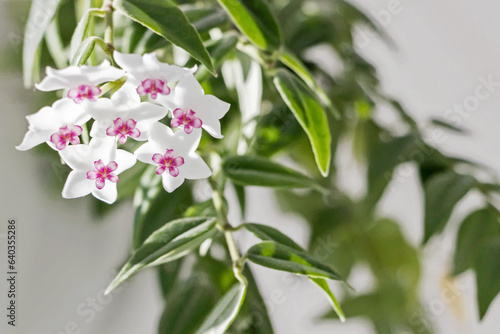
[134,142,157,165]
[161,173,185,193]
[59,144,92,170]
[173,75,204,103]
[171,128,202,154]
[182,154,212,180]
[148,122,175,149]
[92,183,118,204]
[62,171,94,199]
[16,129,53,151]
[114,149,137,174]
[87,137,117,163]
[36,60,124,91]
[52,98,91,125]
[200,114,223,139]
[89,121,108,138]
[110,82,141,105]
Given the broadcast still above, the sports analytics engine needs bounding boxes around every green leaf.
[246,241,344,281]
[45,18,67,69]
[279,49,337,117]
[274,69,332,176]
[216,0,282,51]
[194,34,238,82]
[310,277,345,322]
[243,223,345,321]
[159,275,217,334]
[70,8,104,60]
[183,199,218,219]
[453,207,500,275]
[23,0,63,87]
[133,166,193,249]
[243,223,301,250]
[475,237,500,319]
[70,36,113,66]
[430,118,468,134]
[222,155,321,190]
[196,284,247,334]
[157,261,182,299]
[114,0,215,74]
[423,172,477,243]
[106,217,217,294]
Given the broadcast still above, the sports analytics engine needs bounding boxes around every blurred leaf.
[431,118,468,134]
[454,207,500,275]
[475,237,500,319]
[196,284,247,334]
[365,134,420,210]
[159,274,217,334]
[106,217,217,293]
[246,241,344,281]
[279,49,336,116]
[234,184,246,218]
[423,172,477,243]
[216,0,281,51]
[231,266,274,333]
[194,34,238,82]
[115,0,215,74]
[23,0,63,86]
[133,166,193,248]
[222,155,321,190]
[274,68,332,176]
[157,260,182,299]
[183,199,218,218]
[45,18,67,68]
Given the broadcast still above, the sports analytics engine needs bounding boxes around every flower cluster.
[17,52,230,204]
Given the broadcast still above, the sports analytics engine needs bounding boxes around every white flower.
[113,51,195,103]
[87,84,167,144]
[60,137,137,204]
[35,60,125,103]
[165,75,230,138]
[16,99,90,151]
[134,123,211,193]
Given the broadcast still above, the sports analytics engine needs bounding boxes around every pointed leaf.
[279,49,336,116]
[106,217,217,294]
[423,172,477,243]
[243,223,345,321]
[475,237,500,319]
[114,0,215,74]
[23,0,63,87]
[216,0,281,51]
[70,8,104,60]
[453,207,500,275]
[196,284,247,334]
[274,69,332,176]
[246,241,343,281]
[222,155,321,190]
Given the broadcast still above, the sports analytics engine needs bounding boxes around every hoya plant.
[13,0,500,333]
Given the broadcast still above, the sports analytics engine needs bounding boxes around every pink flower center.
[137,79,170,100]
[152,149,185,177]
[50,125,83,150]
[86,159,119,190]
[170,108,203,134]
[67,84,101,104]
[106,118,141,144]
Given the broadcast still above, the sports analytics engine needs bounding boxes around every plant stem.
[211,180,248,286]
[103,0,114,46]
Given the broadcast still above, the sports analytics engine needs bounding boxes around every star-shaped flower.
[16,98,91,151]
[134,123,211,192]
[113,51,195,102]
[36,60,125,103]
[87,84,167,144]
[59,137,137,204]
[165,75,230,138]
